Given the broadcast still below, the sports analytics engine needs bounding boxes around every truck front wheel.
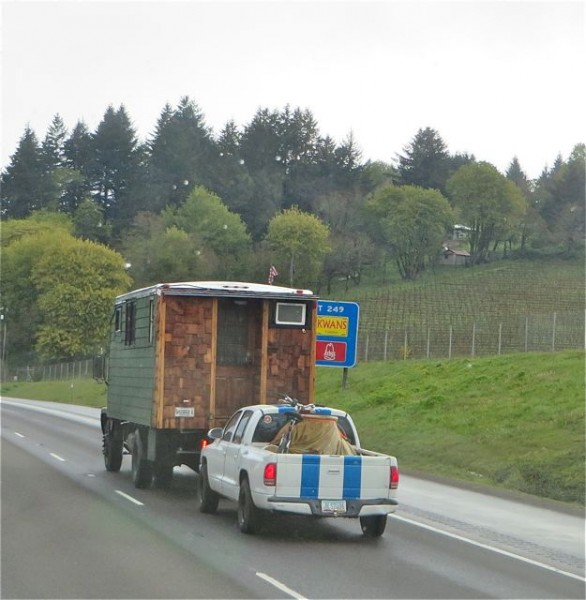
[360,515,387,537]
[238,477,261,534]
[131,432,153,489]
[103,420,123,472]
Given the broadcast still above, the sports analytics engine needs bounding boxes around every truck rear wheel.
[360,515,387,537]
[131,432,153,489]
[238,477,261,534]
[102,418,123,472]
[196,463,219,513]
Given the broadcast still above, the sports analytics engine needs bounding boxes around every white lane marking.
[49,453,66,462]
[115,490,144,506]
[14,432,25,438]
[391,514,586,582]
[256,572,308,600]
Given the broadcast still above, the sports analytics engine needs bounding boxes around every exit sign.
[316,300,359,368]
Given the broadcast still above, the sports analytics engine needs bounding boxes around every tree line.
[1,96,584,364]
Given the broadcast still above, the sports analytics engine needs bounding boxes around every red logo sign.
[316,340,347,363]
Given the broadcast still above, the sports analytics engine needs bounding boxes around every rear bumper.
[265,496,398,517]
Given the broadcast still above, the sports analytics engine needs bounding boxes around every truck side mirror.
[207,427,223,440]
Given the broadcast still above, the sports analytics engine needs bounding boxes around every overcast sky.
[2,0,584,179]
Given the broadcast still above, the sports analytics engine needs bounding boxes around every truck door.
[215,299,260,418]
[221,409,253,500]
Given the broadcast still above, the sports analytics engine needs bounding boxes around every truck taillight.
[200,438,208,450]
[390,465,399,489]
[264,462,277,486]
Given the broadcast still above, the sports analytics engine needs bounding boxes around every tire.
[360,515,387,537]
[153,462,174,489]
[103,420,123,472]
[196,463,219,514]
[238,477,261,534]
[131,432,153,489]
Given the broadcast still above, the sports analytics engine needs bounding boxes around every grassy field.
[3,349,584,506]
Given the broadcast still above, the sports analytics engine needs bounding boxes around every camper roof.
[116,281,317,302]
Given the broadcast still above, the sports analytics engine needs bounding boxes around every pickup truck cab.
[197,401,399,537]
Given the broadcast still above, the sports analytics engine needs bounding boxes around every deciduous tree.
[365,185,454,279]
[265,206,330,287]
[447,162,527,264]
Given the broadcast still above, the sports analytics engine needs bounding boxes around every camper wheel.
[102,418,123,472]
[131,429,153,489]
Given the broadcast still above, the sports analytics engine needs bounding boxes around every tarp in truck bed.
[270,415,357,455]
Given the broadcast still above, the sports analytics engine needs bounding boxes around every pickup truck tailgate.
[275,455,391,500]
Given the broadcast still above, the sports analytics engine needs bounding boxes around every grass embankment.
[1,378,106,407]
[316,350,585,506]
[2,350,584,505]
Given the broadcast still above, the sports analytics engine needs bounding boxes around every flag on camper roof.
[268,265,278,285]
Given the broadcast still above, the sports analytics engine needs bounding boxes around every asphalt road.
[1,397,584,599]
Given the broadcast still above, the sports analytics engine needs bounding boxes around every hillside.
[322,258,584,361]
[315,349,585,505]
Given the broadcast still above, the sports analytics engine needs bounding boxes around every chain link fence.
[5,358,94,383]
[359,311,584,362]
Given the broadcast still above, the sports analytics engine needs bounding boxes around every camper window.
[124,301,136,346]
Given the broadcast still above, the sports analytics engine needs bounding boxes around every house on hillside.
[441,247,470,266]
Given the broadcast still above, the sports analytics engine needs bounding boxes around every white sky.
[1,0,584,180]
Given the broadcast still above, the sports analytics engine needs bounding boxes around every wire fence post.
[383,331,388,361]
[525,317,529,352]
[426,328,431,359]
[364,333,369,362]
[403,329,408,360]
[471,323,476,357]
[498,322,502,355]
[552,312,557,351]
[448,325,453,359]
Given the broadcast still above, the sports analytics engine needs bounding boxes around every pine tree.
[147,97,215,210]
[61,121,94,213]
[1,126,49,218]
[89,105,146,228]
[397,127,451,192]
[41,114,68,172]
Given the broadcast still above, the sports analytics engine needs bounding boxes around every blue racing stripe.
[300,455,320,498]
[343,455,362,499]
[312,408,332,415]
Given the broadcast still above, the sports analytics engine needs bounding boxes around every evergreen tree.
[397,127,451,192]
[89,105,146,230]
[61,121,94,213]
[1,126,49,218]
[147,97,215,211]
[41,114,68,172]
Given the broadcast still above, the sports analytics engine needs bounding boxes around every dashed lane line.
[256,572,307,600]
[115,490,145,506]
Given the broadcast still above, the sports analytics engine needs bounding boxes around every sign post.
[316,300,359,387]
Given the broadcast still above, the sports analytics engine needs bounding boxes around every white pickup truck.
[197,401,399,537]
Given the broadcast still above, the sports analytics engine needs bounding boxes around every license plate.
[175,407,194,417]
[321,500,346,513]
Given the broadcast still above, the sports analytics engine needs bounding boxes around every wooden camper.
[106,282,318,431]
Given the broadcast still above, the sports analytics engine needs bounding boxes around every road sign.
[316,300,359,368]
